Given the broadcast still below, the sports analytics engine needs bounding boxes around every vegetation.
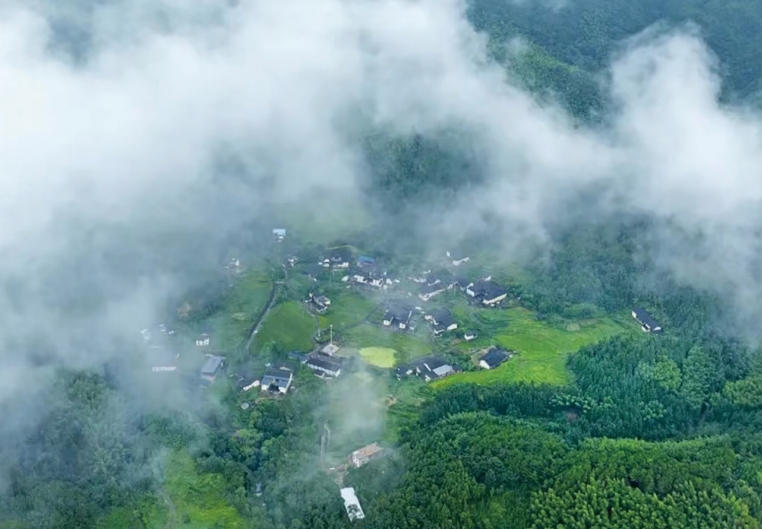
[344,324,431,364]
[359,347,397,368]
[251,300,314,354]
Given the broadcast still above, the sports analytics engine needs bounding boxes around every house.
[286,256,298,267]
[327,247,352,268]
[425,308,458,335]
[418,283,446,302]
[340,487,365,522]
[467,280,508,306]
[304,352,342,377]
[409,269,432,283]
[632,308,663,333]
[357,255,376,267]
[479,347,510,369]
[149,346,179,373]
[308,293,331,313]
[453,276,471,291]
[288,350,309,363]
[321,342,341,356]
[195,333,211,347]
[200,354,225,382]
[272,228,286,242]
[417,356,457,382]
[383,304,413,330]
[464,331,477,341]
[260,366,294,394]
[350,442,384,468]
[446,250,470,266]
[302,263,323,281]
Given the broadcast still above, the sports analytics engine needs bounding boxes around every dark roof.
[384,305,412,321]
[429,309,455,327]
[426,270,452,285]
[454,276,470,287]
[448,250,468,260]
[420,283,445,294]
[329,247,353,262]
[201,355,225,375]
[471,280,506,299]
[481,347,508,368]
[305,353,342,372]
[303,264,323,276]
[262,367,293,385]
[632,308,662,330]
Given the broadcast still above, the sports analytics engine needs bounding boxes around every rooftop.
[201,355,225,375]
[351,442,383,460]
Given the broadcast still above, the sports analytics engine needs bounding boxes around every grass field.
[206,271,272,352]
[318,292,378,330]
[360,347,397,368]
[433,307,627,389]
[97,451,247,529]
[345,324,431,365]
[251,301,315,353]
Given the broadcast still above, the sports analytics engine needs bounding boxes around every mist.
[2,0,762,519]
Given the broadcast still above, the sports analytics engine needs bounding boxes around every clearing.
[344,324,431,365]
[433,307,627,389]
[318,292,378,330]
[360,347,397,368]
[205,271,271,352]
[251,301,315,353]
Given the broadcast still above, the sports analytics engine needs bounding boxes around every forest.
[4,0,762,528]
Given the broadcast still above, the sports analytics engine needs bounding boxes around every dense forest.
[4,0,762,528]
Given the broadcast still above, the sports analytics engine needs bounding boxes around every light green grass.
[207,271,271,351]
[433,307,626,389]
[318,292,378,330]
[251,301,314,353]
[360,347,397,368]
[345,324,431,365]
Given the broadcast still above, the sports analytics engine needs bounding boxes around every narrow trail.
[242,264,287,354]
[158,488,177,529]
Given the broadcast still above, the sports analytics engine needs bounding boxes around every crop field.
[360,347,397,368]
[251,301,315,353]
[345,324,431,365]
[433,307,627,388]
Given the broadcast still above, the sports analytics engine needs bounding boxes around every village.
[138,228,662,522]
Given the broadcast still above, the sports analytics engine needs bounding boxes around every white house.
[340,488,365,522]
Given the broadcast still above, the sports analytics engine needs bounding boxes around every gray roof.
[481,347,509,368]
[261,368,292,388]
[201,355,225,375]
[429,309,455,327]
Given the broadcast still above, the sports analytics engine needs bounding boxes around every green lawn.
[97,451,247,529]
[433,307,626,389]
[360,347,397,368]
[251,301,315,353]
[318,292,378,330]
[206,271,272,352]
[344,324,431,365]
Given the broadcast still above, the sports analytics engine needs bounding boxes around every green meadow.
[251,300,315,353]
[433,308,627,388]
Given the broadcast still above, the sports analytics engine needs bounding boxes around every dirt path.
[242,264,287,354]
[158,488,177,529]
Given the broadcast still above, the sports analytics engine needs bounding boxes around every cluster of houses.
[396,355,459,382]
[410,269,508,306]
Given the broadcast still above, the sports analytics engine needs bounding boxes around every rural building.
[326,247,352,268]
[350,442,384,468]
[418,357,456,381]
[272,228,286,242]
[149,346,179,373]
[260,366,294,394]
[383,305,413,329]
[467,280,508,306]
[418,283,447,302]
[357,255,376,267]
[464,331,477,341]
[446,250,470,266]
[308,293,331,313]
[340,487,365,522]
[304,352,342,377]
[195,333,211,347]
[479,347,510,369]
[200,354,225,382]
[425,308,458,335]
[632,308,663,333]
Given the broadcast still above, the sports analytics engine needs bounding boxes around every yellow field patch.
[360,347,397,368]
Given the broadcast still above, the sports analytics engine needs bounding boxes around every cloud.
[2,0,762,499]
